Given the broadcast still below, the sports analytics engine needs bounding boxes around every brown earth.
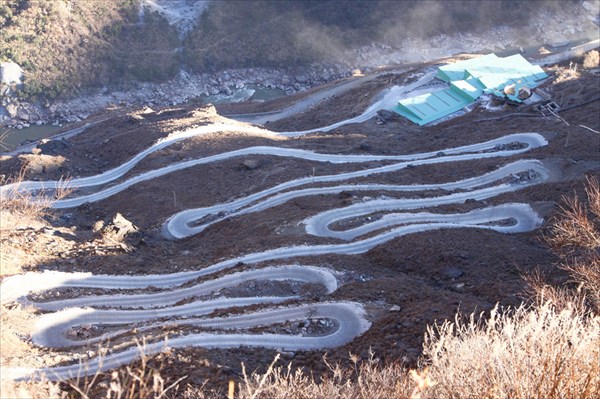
[1,60,599,396]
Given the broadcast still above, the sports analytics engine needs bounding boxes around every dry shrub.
[422,302,600,399]
[547,177,600,252]
[561,257,600,311]
[2,162,598,399]
[523,267,589,313]
[583,50,600,69]
[538,177,600,312]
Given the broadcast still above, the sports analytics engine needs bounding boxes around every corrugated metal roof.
[396,53,548,126]
[395,88,472,126]
[436,53,500,82]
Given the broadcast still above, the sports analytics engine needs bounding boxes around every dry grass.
[0,169,71,275]
[0,377,66,399]
[224,352,419,399]
[65,342,185,399]
[6,301,597,399]
[0,342,185,399]
[182,301,599,399]
[200,303,599,399]
[422,303,599,399]
[0,170,74,398]
[547,177,600,253]
[171,178,600,398]
[0,169,67,228]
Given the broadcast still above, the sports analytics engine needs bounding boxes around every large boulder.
[0,62,23,85]
[16,108,29,121]
[102,213,143,246]
[5,103,18,118]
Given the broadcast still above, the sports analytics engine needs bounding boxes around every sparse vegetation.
[0,168,69,230]
[0,4,598,393]
[0,0,179,100]
[53,301,598,398]
[422,303,599,399]
[583,50,600,69]
[64,342,185,399]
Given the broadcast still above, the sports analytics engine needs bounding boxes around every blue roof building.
[394,53,548,126]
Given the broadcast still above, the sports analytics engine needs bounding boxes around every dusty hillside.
[0,52,598,397]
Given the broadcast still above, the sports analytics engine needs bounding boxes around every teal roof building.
[394,53,548,126]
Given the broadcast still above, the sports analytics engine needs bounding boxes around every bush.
[536,177,600,312]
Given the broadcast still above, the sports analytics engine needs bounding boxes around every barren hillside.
[0,50,598,397]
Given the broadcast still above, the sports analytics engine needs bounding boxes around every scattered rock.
[339,191,353,199]
[390,305,402,312]
[111,214,137,235]
[241,159,259,170]
[92,220,105,233]
[359,143,372,152]
[294,74,308,83]
[43,228,57,236]
[59,212,74,221]
[582,1,596,12]
[548,35,570,48]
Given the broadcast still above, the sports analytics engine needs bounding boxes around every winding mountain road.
[6,302,369,381]
[0,73,553,382]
